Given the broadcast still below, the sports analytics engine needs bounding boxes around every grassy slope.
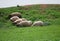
[0,4,60,41]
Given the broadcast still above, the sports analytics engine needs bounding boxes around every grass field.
[0,25,60,41]
[0,4,60,41]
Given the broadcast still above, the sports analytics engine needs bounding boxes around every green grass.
[0,25,60,41]
[0,4,60,41]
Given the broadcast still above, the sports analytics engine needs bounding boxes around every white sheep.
[13,18,27,24]
[32,21,44,26]
[10,16,19,22]
[16,21,32,27]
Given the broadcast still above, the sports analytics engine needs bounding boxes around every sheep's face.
[10,16,19,22]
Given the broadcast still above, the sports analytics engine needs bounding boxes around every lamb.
[10,16,19,22]
[16,21,32,27]
[32,21,44,26]
[13,18,27,24]
[8,12,22,18]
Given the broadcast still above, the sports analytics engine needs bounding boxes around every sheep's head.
[10,16,19,22]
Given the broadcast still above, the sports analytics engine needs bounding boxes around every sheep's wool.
[32,21,44,26]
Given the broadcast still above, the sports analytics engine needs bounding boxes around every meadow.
[0,4,60,41]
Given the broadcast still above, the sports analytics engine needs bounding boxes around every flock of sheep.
[9,12,50,27]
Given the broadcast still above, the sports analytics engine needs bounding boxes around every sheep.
[16,21,32,27]
[32,21,44,26]
[10,16,19,22]
[13,18,22,24]
[8,12,22,19]
[13,18,27,24]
